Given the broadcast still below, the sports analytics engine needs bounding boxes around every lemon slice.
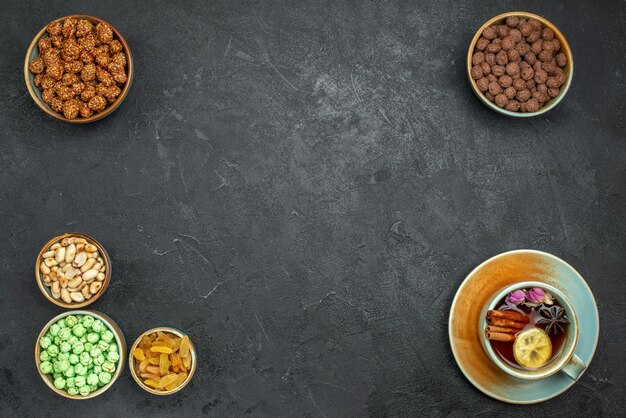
[513,328,552,369]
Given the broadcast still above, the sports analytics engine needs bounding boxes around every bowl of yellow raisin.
[129,327,196,395]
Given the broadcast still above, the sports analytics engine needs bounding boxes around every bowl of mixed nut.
[24,15,133,123]
[467,12,573,117]
[35,233,111,308]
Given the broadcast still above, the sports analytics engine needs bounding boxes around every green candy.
[74,375,86,388]
[40,336,52,349]
[101,330,114,343]
[91,320,104,333]
[49,324,61,336]
[58,360,70,372]
[97,340,109,351]
[64,365,75,378]
[87,373,99,386]
[98,372,111,385]
[74,363,87,376]
[80,352,92,366]
[65,315,78,328]
[73,324,86,337]
[82,316,95,329]
[39,361,53,374]
[47,344,59,357]
[102,361,115,374]
[39,351,51,362]
[39,315,118,396]
[58,328,71,341]
[53,377,66,389]
[72,341,85,354]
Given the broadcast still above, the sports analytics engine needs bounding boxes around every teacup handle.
[561,353,586,380]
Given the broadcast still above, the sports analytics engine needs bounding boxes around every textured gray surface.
[1,0,625,416]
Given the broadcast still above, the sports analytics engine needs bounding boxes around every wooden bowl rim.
[23,14,134,123]
[128,327,197,395]
[35,232,111,308]
[34,309,127,400]
[466,11,573,117]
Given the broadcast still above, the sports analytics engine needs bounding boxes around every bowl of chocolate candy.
[24,15,133,123]
[467,12,572,117]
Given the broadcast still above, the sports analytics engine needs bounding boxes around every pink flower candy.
[506,289,525,305]
[526,287,545,304]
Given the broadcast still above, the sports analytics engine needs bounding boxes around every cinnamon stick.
[485,325,522,334]
[484,329,516,342]
[487,317,527,329]
[487,309,529,323]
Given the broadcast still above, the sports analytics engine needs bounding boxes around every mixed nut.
[39,235,107,304]
[28,16,128,119]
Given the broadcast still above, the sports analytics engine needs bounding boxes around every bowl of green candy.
[35,310,126,399]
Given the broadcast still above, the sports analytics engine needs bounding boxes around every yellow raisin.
[160,353,170,375]
[138,336,152,350]
[158,373,178,389]
[143,379,160,388]
[139,359,149,371]
[179,336,190,358]
[141,373,162,381]
[165,372,187,391]
[150,345,173,354]
[132,348,145,361]
[170,352,180,368]
[148,358,160,365]
[182,355,191,369]
[146,365,162,376]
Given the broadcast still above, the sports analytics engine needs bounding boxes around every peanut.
[39,235,107,304]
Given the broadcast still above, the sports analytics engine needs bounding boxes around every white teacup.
[480,281,586,380]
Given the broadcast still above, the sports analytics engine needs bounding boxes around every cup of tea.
[480,281,586,380]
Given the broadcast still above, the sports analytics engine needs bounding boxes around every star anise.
[536,305,570,335]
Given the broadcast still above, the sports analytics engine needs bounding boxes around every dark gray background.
[1,0,624,416]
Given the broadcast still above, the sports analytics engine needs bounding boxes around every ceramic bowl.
[24,14,133,123]
[129,327,197,395]
[467,12,573,117]
[35,232,111,308]
[35,310,126,399]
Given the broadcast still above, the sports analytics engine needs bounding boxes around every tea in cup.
[480,282,586,380]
